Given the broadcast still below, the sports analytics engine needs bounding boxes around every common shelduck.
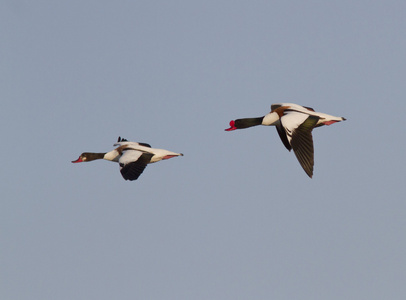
[72,137,183,181]
[225,103,346,178]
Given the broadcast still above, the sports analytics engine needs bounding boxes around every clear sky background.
[1,1,405,299]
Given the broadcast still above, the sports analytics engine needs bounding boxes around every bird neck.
[86,153,106,161]
[234,117,264,129]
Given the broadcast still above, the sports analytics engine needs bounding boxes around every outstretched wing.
[118,150,154,181]
[280,112,319,178]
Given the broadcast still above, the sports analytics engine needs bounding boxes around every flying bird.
[225,103,346,178]
[72,137,183,181]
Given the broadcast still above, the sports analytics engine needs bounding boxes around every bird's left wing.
[119,150,154,181]
[281,111,319,178]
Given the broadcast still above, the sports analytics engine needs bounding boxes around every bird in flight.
[72,137,183,181]
[225,103,346,178]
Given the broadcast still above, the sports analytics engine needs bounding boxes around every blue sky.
[1,1,406,299]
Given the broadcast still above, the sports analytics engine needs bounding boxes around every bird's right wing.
[114,141,152,148]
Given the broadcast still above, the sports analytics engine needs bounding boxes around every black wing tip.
[120,165,143,181]
[117,136,128,142]
[120,157,151,181]
[122,176,139,181]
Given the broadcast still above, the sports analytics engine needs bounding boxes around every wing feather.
[289,115,319,178]
[119,151,153,181]
[275,120,291,151]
